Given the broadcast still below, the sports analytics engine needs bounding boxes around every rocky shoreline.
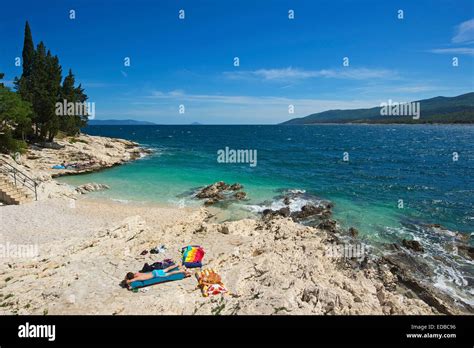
[192,182,473,315]
[0,144,472,315]
[0,200,442,315]
[253,194,472,315]
[0,134,150,200]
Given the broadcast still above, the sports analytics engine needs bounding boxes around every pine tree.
[10,21,87,143]
[29,42,47,136]
[44,51,62,141]
[73,82,89,133]
[59,69,77,134]
[59,69,89,135]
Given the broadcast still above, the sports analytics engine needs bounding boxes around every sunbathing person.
[123,264,189,288]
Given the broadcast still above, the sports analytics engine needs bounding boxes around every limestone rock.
[75,183,110,194]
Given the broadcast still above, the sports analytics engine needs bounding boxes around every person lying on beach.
[122,264,190,288]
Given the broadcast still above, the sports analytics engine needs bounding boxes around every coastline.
[0,197,440,315]
[0,134,472,315]
[0,133,150,201]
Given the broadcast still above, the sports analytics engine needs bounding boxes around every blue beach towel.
[129,267,185,289]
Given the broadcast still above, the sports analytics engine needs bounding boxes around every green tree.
[74,82,89,132]
[15,21,35,103]
[0,74,32,153]
[44,50,62,141]
[29,43,62,140]
[59,69,89,135]
[22,21,35,79]
[11,21,88,143]
[29,42,49,137]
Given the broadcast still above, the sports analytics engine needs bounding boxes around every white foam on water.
[111,198,130,204]
[243,193,323,215]
[287,189,306,194]
[433,271,474,306]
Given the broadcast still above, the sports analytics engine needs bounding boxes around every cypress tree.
[30,42,48,137]
[60,69,77,134]
[74,82,89,133]
[15,21,36,102]
[45,52,62,141]
[22,21,35,78]
[11,21,87,142]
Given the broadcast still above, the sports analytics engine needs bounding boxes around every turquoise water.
[59,124,474,303]
[60,125,473,238]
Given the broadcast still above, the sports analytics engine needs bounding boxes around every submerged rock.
[381,251,471,314]
[195,181,247,205]
[317,219,337,233]
[402,239,424,253]
[229,183,243,191]
[457,244,474,260]
[234,191,247,200]
[262,207,290,220]
[75,183,110,194]
[196,182,226,199]
[290,203,333,222]
[291,204,324,220]
[348,227,359,237]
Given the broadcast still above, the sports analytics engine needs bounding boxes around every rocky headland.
[0,134,150,200]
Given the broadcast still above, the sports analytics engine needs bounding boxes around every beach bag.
[181,245,205,268]
[140,259,175,272]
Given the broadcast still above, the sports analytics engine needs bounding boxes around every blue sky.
[1,0,473,124]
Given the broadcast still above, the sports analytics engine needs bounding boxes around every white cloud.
[430,47,474,56]
[430,19,474,56]
[224,67,398,81]
[452,18,474,44]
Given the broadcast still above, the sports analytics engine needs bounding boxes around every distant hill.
[282,92,474,124]
[190,122,203,125]
[87,119,156,126]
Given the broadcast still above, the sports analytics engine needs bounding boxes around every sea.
[58,124,474,305]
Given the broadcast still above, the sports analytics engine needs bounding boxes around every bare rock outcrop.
[0,208,451,315]
[195,181,247,206]
[75,183,110,195]
[0,134,148,201]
